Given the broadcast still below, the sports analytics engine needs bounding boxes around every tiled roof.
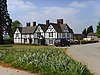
[88,33,96,36]
[73,34,84,38]
[16,22,73,34]
[38,24,48,32]
[50,23,73,33]
[21,26,37,34]
[18,27,22,33]
[50,23,63,33]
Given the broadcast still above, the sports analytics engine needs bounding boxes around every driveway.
[67,43,100,75]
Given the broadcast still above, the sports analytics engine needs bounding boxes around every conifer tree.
[0,0,12,44]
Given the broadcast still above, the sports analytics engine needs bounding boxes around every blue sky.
[7,0,100,33]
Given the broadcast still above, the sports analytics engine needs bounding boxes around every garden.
[0,45,93,75]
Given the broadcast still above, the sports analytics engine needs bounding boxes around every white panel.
[35,26,43,33]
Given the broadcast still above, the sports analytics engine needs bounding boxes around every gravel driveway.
[0,66,38,75]
[67,43,100,75]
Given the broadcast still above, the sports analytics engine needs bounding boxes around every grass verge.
[0,45,93,75]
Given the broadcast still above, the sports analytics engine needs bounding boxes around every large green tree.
[10,20,21,43]
[11,20,21,32]
[87,25,94,35]
[0,0,12,44]
[82,28,87,38]
[96,21,100,38]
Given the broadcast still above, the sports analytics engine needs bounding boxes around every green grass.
[0,45,93,75]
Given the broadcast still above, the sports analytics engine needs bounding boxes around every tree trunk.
[0,27,3,44]
[0,33,3,44]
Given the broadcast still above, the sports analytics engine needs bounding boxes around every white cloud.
[7,0,100,33]
[43,7,79,17]
[68,1,86,8]
[8,0,36,13]
[7,0,80,24]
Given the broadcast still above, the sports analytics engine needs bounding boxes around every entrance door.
[41,38,45,45]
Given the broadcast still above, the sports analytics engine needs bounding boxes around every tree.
[96,21,100,38]
[0,0,12,44]
[82,28,87,38]
[87,25,94,35]
[11,20,21,35]
[10,20,21,43]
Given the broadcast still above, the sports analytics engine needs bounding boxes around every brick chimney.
[33,22,36,26]
[26,22,31,27]
[46,20,50,25]
[57,19,63,24]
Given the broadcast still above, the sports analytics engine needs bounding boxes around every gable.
[14,28,21,34]
[35,26,44,33]
[46,25,56,32]
[63,25,69,32]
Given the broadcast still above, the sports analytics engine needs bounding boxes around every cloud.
[68,1,86,8]
[7,0,80,24]
[43,7,79,17]
[7,0,100,33]
[8,0,36,14]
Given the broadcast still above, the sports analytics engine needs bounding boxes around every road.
[0,66,38,75]
[67,43,100,75]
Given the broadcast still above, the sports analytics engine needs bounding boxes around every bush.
[3,35,11,44]
[4,39,11,44]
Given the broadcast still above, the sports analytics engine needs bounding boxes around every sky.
[7,0,100,33]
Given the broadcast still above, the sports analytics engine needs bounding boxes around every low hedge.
[71,40,98,45]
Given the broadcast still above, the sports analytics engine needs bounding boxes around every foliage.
[11,20,21,33]
[3,34,11,44]
[96,21,100,38]
[0,0,12,44]
[82,25,94,38]
[87,25,94,35]
[10,20,21,42]
[0,45,93,75]
[82,28,87,38]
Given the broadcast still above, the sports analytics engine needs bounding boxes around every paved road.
[0,66,38,75]
[67,43,100,75]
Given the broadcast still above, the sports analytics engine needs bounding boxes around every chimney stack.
[33,22,36,26]
[26,22,31,27]
[46,20,50,25]
[57,19,63,24]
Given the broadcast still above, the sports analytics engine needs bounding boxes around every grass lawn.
[0,44,93,75]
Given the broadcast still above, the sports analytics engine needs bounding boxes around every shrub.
[3,35,11,44]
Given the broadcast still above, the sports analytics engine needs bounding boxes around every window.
[62,33,65,37]
[38,39,41,45]
[37,33,41,37]
[49,39,53,44]
[24,38,27,42]
[49,32,53,37]
[24,34,27,38]
[67,33,70,39]
[16,33,19,37]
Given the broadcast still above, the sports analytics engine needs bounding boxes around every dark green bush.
[4,39,11,44]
